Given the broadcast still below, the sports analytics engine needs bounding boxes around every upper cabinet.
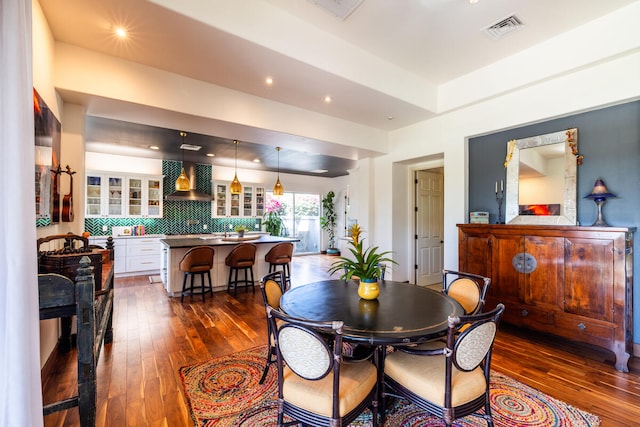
[213,181,265,218]
[86,172,162,218]
[86,173,126,217]
[127,176,163,218]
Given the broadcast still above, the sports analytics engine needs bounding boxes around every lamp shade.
[230,139,242,194]
[272,146,284,195]
[585,178,616,200]
[273,177,284,196]
[175,132,191,191]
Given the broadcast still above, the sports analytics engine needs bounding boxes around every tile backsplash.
[84,161,261,236]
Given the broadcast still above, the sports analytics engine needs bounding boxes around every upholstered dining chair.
[442,269,491,315]
[258,270,286,384]
[383,303,505,427]
[267,306,379,427]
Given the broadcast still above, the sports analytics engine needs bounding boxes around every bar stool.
[225,243,257,295]
[179,246,215,302]
[264,242,293,287]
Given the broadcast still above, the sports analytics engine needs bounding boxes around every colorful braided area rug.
[179,346,600,427]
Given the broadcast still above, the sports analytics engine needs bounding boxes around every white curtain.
[0,1,44,426]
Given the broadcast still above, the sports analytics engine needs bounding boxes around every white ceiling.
[37,0,635,174]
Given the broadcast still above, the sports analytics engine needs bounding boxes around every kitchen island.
[160,234,299,296]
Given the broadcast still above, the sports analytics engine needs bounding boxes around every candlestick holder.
[496,190,504,224]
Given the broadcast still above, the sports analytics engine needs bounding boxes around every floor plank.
[42,254,640,426]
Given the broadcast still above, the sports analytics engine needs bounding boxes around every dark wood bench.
[39,255,114,426]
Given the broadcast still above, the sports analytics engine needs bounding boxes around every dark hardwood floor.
[42,255,640,426]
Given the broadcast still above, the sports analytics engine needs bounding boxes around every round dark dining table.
[279,279,464,346]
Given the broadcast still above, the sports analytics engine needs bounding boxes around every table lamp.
[584,178,616,226]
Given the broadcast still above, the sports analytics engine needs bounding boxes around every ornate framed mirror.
[505,128,580,225]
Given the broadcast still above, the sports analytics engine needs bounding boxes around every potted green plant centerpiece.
[320,191,339,255]
[328,224,396,300]
[234,224,247,238]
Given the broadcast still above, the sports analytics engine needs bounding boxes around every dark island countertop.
[160,234,299,249]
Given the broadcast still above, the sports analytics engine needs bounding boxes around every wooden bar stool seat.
[264,242,293,287]
[225,243,257,295]
[179,246,215,302]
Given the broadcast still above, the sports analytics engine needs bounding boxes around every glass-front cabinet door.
[243,186,253,217]
[128,178,143,216]
[108,177,125,216]
[230,192,241,217]
[255,186,265,217]
[146,178,162,217]
[214,183,228,217]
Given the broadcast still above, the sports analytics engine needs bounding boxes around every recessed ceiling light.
[311,169,328,174]
[324,96,332,103]
[469,0,479,4]
[206,153,215,157]
[149,145,159,150]
[265,77,273,85]
[115,27,127,38]
[387,116,394,120]
[253,158,261,163]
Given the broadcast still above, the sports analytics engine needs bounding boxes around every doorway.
[266,192,321,255]
[415,169,444,286]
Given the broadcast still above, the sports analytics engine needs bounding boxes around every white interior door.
[415,170,444,286]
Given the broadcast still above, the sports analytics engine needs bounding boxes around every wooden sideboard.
[458,224,634,372]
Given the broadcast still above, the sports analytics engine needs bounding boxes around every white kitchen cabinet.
[85,173,126,217]
[213,181,265,218]
[127,176,163,218]
[90,236,162,276]
[125,237,162,272]
[86,172,162,218]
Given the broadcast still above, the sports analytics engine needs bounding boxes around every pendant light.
[229,140,242,194]
[273,146,284,196]
[175,132,191,191]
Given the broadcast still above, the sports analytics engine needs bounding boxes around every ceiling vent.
[180,143,202,151]
[307,0,364,20]
[483,14,524,40]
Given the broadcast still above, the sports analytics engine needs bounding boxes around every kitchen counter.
[160,233,296,248]
[160,234,299,296]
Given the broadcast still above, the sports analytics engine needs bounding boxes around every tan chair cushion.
[282,361,377,417]
[385,351,486,407]
[447,278,480,314]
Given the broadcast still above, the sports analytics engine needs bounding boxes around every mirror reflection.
[505,128,578,225]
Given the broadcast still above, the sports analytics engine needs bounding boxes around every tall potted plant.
[328,224,396,299]
[320,191,338,255]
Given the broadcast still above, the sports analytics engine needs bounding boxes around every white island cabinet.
[160,234,298,297]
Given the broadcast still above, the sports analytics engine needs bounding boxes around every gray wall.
[468,100,640,343]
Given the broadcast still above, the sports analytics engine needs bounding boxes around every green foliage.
[328,224,397,281]
[234,225,247,232]
[320,191,337,249]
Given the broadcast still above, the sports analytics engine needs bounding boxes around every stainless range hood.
[165,162,213,201]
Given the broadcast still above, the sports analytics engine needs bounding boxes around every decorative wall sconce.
[585,178,616,226]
